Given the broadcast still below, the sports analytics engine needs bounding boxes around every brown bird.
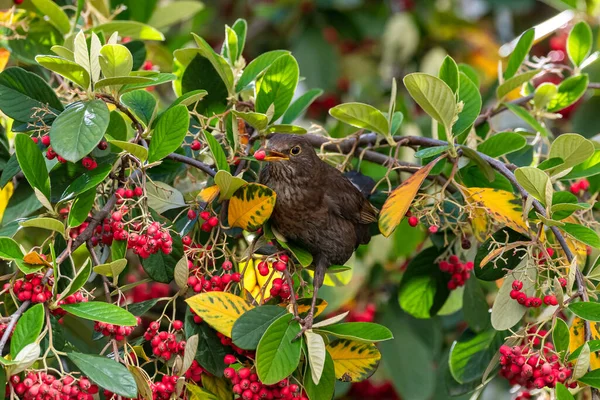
[258,134,378,333]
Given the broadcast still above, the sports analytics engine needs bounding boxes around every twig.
[166,153,216,177]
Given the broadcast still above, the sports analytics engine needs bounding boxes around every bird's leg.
[295,261,326,340]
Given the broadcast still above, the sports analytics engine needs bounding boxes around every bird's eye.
[290,145,301,156]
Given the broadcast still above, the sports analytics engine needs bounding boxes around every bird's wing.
[324,170,378,224]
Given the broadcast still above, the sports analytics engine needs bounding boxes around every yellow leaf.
[0,48,9,72]
[185,292,253,337]
[326,339,381,382]
[463,187,530,238]
[128,366,153,400]
[132,345,150,362]
[201,374,233,400]
[0,182,14,221]
[197,185,220,204]
[23,251,52,267]
[569,317,600,369]
[241,258,258,293]
[379,157,442,237]
[296,298,328,317]
[228,183,276,231]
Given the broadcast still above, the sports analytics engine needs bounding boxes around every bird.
[257,134,378,334]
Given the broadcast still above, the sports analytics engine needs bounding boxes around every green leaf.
[548,75,589,112]
[460,146,496,182]
[141,237,183,283]
[304,351,335,400]
[67,353,137,398]
[35,56,90,89]
[534,82,558,110]
[61,301,137,326]
[438,56,459,93]
[121,90,156,127]
[20,217,65,237]
[232,110,268,131]
[505,102,552,137]
[398,246,449,318]
[282,88,323,124]
[256,314,302,385]
[214,170,246,201]
[574,343,591,380]
[126,299,158,316]
[403,73,456,133]
[49,100,110,163]
[497,69,540,99]
[578,368,600,388]
[231,19,247,62]
[147,105,189,163]
[515,167,551,204]
[105,111,128,141]
[51,45,74,61]
[329,102,389,137]
[478,132,526,157]
[120,72,175,93]
[414,145,449,159]
[563,149,600,179]
[491,263,536,330]
[453,72,482,137]
[100,44,133,78]
[0,237,24,261]
[62,161,113,200]
[95,77,154,90]
[265,125,307,134]
[60,259,91,299]
[31,0,71,34]
[561,223,600,248]
[224,26,238,64]
[277,240,313,268]
[93,259,126,285]
[568,21,592,67]
[255,54,299,122]
[549,133,595,171]
[569,301,600,321]
[109,140,148,162]
[305,331,326,384]
[504,29,535,79]
[184,309,227,376]
[459,63,480,87]
[556,383,575,400]
[191,33,234,94]
[463,278,491,332]
[236,50,290,92]
[231,305,288,350]
[553,318,570,354]
[0,154,20,189]
[474,228,528,281]
[92,21,165,41]
[203,131,229,172]
[449,329,505,384]
[146,181,185,214]
[171,90,208,108]
[315,323,393,343]
[14,135,51,199]
[10,304,44,357]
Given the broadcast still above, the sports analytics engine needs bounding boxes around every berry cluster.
[509,280,561,308]
[10,373,98,400]
[94,317,141,340]
[438,255,473,290]
[258,255,288,276]
[143,321,186,361]
[570,178,590,195]
[184,360,204,383]
[151,375,182,400]
[52,291,88,318]
[498,344,575,390]
[115,186,144,204]
[269,278,291,300]
[224,367,307,400]
[190,210,220,233]
[7,274,53,303]
[127,221,173,258]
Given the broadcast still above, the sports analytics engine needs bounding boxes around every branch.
[166,153,216,177]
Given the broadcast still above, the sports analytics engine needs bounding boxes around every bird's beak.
[263,149,289,162]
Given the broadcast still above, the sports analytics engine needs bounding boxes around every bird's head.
[256,134,319,165]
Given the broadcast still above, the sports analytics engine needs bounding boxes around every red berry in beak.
[254,150,266,161]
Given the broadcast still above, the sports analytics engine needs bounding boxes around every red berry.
[208,217,219,227]
[191,140,202,151]
[143,60,153,71]
[274,261,286,272]
[512,280,523,291]
[408,216,419,227]
[188,209,197,220]
[134,186,143,197]
[97,141,108,150]
[224,368,236,379]
[428,225,438,234]
[558,278,567,287]
[224,354,236,364]
[254,150,266,161]
[41,135,51,146]
[172,320,183,330]
[200,211,211,221]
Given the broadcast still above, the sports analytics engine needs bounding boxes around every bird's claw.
[293,312,313,341]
